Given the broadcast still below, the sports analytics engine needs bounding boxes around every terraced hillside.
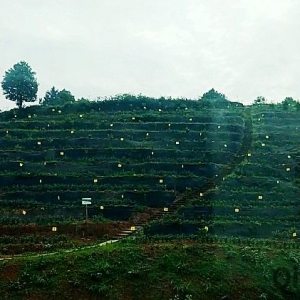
[0,98,246,252]
[0,98,299,256]
[211,107,300,239]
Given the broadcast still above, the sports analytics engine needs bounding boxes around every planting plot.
[2,99,300,257]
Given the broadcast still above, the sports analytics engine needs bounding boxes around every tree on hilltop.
[281,97,299,110]
[200,89,228,102]
[40,86,60,106]
[1,61,38,109]
[40,87,75,106]
[253,96,266,105]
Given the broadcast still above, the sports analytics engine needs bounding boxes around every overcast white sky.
[0,0,299,110]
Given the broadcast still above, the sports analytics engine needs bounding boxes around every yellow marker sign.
[266,135,269,139]
[204,226,209,232]
[79,114,83,118]
[261,143,265,147]
[28,115,31,118]
[110,123,113,127]
[71,130,74,134]
[6,131,8,134]
[175,141,180,145]
[37,141,41,145]
[151,151,154,155]
[130,226,136,231]
[234,208,239,213]
[224,144,227,147]
[247,153,251,157]
[163,207,169,212]
[52,109,55,112]
[22,210,26,215]
[200,193,203,197]
[118,164,122,168]
[94,179,98,183]
[39,179,42,183]
[132,117,135,120]
[52,227,57,232]
[293,232,297,237]
[19,163,23,167]
[57,196,60,200]
[286,168,291,172]
[146,133,149,136]
[120,137,124,141]
[218,125,221,129]
[189,118,193,121]
[100,206,104,210]
[60,152,64,156]
[258,195,263,200]
[58,110,61,114]
[288,155,291,159]
[159,179,164,184]
[158,109,162,112]
[121,194,124,199]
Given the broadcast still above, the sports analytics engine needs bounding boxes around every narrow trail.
[0,108,253,261]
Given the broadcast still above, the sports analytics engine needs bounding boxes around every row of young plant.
[0,190,177,207]
[0,119,245,133]
[0,163,223,179]
[0,98,243,120]
[8,111,244,124]
[1,128,243,143]
[0,148,239,164]
[0,139,243,154]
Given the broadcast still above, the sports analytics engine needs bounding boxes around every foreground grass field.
[1,236,300,300]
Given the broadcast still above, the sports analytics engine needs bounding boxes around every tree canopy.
[200,89,228,102]
[253,96,266,105]
[40,87,75,106]
[1,61,38,109]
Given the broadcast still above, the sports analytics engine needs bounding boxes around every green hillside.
[0,95,300,299]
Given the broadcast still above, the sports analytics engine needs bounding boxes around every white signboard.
[82,200,91,205]
[82,198,91,205]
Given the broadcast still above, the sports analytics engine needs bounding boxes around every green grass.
[0,238,299,299]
